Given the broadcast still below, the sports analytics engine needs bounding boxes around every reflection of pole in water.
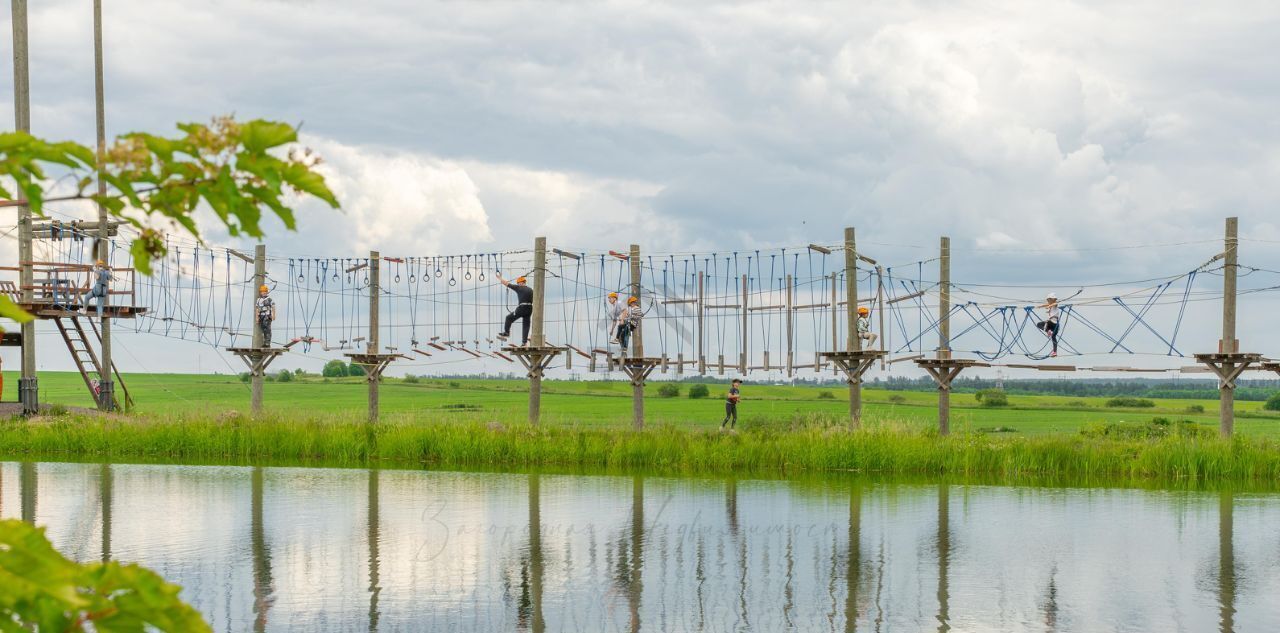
[251,467,274,633]
[1218,490,1235,633]
[1041,566,1059,632]
[727,479,749,630]
[100,463,113,562]
[368,469,381,633]
[935,484,950,633]
[845,481,862,633]
[20,462,36,524]
[630,476,644,633]
[529,474,545,633]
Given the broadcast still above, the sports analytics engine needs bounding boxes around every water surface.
[1,462,1277,632]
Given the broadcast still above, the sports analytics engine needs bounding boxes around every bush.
[347,363,366,377]
[1065,400,1089,408]
[239,372,252,383]
[322,360,347,378]
[1265,392,1280,411]
[657,384,680,398]
[888,394,907,404]
[1185,404,1206,414]
[1080,417,1213,440]
[975,389,1009,407]
[448,381,461,388]
[1105,397,1155,408]
[403,374,420,384]
[688,384,710,399]
[294,368,305,377]
[276,369,293,382]
[817,390,835,400]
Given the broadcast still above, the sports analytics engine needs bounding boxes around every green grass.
[7,371,1279,437]
[1,412,1278,485]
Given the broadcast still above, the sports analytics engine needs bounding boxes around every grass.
[0,411,1278,485]
[7,371,1280,437]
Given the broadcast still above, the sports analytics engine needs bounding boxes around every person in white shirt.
[1035,292,1061,357]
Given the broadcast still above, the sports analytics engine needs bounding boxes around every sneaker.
[609,338,620,344]
[496,333,508,341]
[1050,351,1057,358]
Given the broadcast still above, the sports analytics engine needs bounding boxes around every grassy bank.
[2,412,1278,484]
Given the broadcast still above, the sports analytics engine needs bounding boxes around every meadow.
[5,371,1279,437]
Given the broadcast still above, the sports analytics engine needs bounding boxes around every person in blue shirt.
[83,260,113,317]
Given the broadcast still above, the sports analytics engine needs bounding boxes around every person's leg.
[501,312,517,337]
[94,284,105,317]
[729,402,738,428]
[618,324,631,350]
[1050,322,1059,354]
[520,314,531,345]
[261,321,271,346]
[722,401,731,428]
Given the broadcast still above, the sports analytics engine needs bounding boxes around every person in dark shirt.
[495,273,534,345]
[720,378,742,431]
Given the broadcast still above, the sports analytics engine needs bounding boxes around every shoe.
[496,333,508,341]
[610,338,620,344]
[1050,351,1057,357]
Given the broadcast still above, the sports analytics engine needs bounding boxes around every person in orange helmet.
[857,305,877,347]
[255,284,277,347]
[495,273,533,346]
[616,295,642,354]
[605,292,623,343]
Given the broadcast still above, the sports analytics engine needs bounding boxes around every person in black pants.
[721,379,742,431]
[496,273,534,345]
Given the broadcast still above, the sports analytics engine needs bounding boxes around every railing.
[0,262,138,308]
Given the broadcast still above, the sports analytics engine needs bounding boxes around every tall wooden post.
[785,274,794,377]
[938,237,952,435]
[845,227,861,425]
[1220,218,1238,437]
[529,237,548,425]
[13,0,38,415]
[697,271,705,374]
[367,251,381,423]
[831,273,838,375]
[93,0,113,411]
[877,267,886,369]
[740,274,748,374]
[250,245,267,413]
[629,244,644,429]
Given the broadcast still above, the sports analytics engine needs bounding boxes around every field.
[5,370,1280,437]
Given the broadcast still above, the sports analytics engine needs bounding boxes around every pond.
[1,462,1277,632]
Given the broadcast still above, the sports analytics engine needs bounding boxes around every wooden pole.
[785,273,794,377]
[629,244,644,430]
[830,272,838,376]
[876,266,886,369]
[250,244,266,414]
[368,250,380,423]
[1220,217,1238,437]
[94,0,113,412]
[529,237,547,425]
[697,271,705,375]
[846,227,861,426]
[13,0,38,415]
[938,237,951,435]
[740,274,748,374]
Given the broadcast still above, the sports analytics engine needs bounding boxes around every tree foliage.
[0,519,211,631]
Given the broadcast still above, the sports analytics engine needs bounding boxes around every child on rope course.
[606,292,623,343]
[720,378,742,431]
[857,305,877,347]
[1035,292,1060,357]
[255,284,277,347]
[616,296,642,355]
[495,273,534,346]
[83,259,113,317]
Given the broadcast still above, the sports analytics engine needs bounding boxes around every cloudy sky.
[3,0,1280,375]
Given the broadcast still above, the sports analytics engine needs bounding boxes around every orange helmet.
[627,296,639,305]
[857,306,870,315]
[608,292,618,299]
[259,284,269,293]
[516,276,527,284]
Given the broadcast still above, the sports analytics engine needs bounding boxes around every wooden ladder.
[53,316,133,410]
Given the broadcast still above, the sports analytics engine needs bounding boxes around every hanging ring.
[435,267,443,278]
[449,276,457,287]
[478,271,486,282]
[464,270,472,281]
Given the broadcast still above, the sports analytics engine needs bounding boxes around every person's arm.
[495,273,509,287]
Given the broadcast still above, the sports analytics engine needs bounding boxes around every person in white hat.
[1035,292,1061,357]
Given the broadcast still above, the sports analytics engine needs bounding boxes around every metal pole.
[629,244,644,430]
[94,0,113,411]
[250,244,266,414]
[740,274,748,374]
[845,227,861,426]
[1221,217,1238,437]
[529,237,547,425]
[938,237,951,435]
[697,271,705,375]
[785,273,793,377]
[368,250,380,423]
[13,0,38,415]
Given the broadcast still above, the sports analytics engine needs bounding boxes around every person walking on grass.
[495,273,534,346]
[255,284,276,347]
[720,378,742,431]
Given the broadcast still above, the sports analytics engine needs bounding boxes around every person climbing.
[83,259,113,317]
[616,296,642,354]
[720,378,743,431]
[255,284,277,347]
[495,273,534,346]
[1035,292,1060,357]
[606,292,623,343]
[857,305,877,347]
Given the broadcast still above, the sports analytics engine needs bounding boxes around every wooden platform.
[16,302,147,319]
[914,358,990,369]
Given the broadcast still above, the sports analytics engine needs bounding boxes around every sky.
[3,0,1280,377]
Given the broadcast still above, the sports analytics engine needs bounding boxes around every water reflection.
[1,462,1278,632]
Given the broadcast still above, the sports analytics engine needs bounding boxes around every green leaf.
[130,239,154,277]
[240,120,297,153]
[281,162,339,208]
[0,297,34,323]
